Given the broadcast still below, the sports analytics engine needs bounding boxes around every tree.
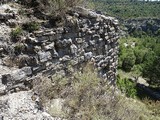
[143,56,160,87]
[122,49,136,72]
[134,48,146,64]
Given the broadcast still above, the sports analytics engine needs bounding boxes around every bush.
[11,27,23,41]
[155,29,160,36]
[117,76,137,98]
[134,48,146,64]
[122,50,136,72]
[142,98,160,118]
[18,0,84,17]
[22,21,40,32]
[17,0,38,7]
[131,30,147,38]
[14,43,25,55]
[143,56,160,87]
[33,65,141,120]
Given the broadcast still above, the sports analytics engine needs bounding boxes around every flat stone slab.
[0,65,14,75]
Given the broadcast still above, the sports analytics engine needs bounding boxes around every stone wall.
[0,7,119,94]
[0,5,120,119]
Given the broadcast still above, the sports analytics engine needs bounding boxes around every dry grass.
[32,64,158,120]
[18,0,84,17]
[141,98,160,120]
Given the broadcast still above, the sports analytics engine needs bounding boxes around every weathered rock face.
[0,7,119,83]
[123,18,160,34]
[0,4,120,119]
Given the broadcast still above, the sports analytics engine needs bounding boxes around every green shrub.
[117,76,137,98]
[22,21,40,32]
[131,30,147,38]
[155,29,160,36]
[11,27,23,41]
[122,50,136,72]
[143,57,160,87]
[134,48,146,64]
[14,43,25,55]
[131,65,143,77]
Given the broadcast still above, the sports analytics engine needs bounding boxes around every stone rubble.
[0,91,57,120]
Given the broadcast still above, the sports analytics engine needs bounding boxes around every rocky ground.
[0,91,57,120]
[0,3,63,120]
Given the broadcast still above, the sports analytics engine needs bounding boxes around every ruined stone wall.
[0,7,119,95]
[0,6,120,119]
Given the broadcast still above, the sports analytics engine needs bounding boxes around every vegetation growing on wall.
[17,0,84,17]
[22,21,40,32]
[11,27,23,41]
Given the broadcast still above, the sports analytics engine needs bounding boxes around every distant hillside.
[90,0,160,19]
